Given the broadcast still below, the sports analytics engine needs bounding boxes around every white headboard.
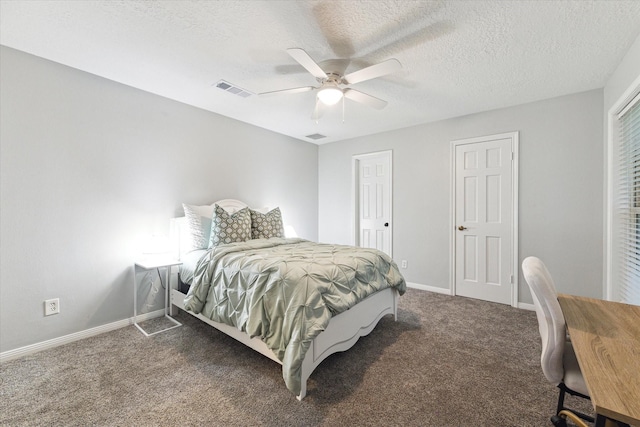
[170,199,254,260]
[214,199,249,212]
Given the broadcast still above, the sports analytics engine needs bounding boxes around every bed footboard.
[297,287,398,400]
[170,286,399,400]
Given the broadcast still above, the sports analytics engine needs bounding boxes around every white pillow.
[182,201,246,252]
[182,203,216,252]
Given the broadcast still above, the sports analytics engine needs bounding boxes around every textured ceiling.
[1,0,639,144]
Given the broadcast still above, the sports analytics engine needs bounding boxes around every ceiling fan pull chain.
[342,96,345,123]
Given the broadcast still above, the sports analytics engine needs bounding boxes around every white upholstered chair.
[521,256,593,426]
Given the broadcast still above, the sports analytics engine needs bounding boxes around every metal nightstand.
[133,257,183,336]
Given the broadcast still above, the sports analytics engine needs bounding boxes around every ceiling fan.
[260,48,402,120]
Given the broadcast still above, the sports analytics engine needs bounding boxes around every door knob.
[384,222,389,227]
[458,225,467,231]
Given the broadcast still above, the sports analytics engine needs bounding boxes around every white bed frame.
[169,199,399,400]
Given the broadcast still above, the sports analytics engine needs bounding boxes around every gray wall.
[319,89,604,304]
[5,32,636,353]
[0,46,318,353]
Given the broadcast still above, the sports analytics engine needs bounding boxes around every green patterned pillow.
[250,207,284,239]
[208,205,251,248]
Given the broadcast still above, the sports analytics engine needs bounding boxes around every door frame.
[450,132,519,307]
[351,150,393,257]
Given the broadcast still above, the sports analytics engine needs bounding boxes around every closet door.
[452,133,518,306]
[354,151,392,257]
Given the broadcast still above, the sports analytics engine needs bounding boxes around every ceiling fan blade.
[343,58,402,85]
[287,48,328,80]
[259,86,316,96]
[311,2,355,58]
[362,21,454,59]
[343,88,388,110]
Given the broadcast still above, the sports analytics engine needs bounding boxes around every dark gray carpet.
[0,289,592,426]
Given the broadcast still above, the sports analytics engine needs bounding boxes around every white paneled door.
[453,133,518,305]
[354,151,392,257]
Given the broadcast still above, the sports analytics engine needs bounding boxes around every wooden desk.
[557,294,640,427]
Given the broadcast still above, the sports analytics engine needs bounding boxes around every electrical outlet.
[45,298,60,316]
[401,260,408,269]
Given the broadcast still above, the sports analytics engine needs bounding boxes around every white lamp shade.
[317,87,343,105]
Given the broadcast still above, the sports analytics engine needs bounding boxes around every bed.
[169,199,406,400]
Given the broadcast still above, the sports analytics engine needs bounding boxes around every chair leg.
[552,389,568,427]
[556,383,594,423]
[551,415,568,427]
[556,385,567,415]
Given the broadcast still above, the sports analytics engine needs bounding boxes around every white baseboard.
[517,302,535,311]
[0,309,165,363]
[1,290,535,363]
[407,282,534,311]
[406,282,453,295]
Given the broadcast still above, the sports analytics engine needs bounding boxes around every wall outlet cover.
[45,298,60,316]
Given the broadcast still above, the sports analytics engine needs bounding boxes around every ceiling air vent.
[305,133,327,140]
[214,80,253,98]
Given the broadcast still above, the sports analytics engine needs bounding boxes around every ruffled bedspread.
[184,238,406,396]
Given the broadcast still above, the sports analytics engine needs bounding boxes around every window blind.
[615,91,640,305]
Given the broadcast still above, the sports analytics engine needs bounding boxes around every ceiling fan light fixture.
[317,86,343,105]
